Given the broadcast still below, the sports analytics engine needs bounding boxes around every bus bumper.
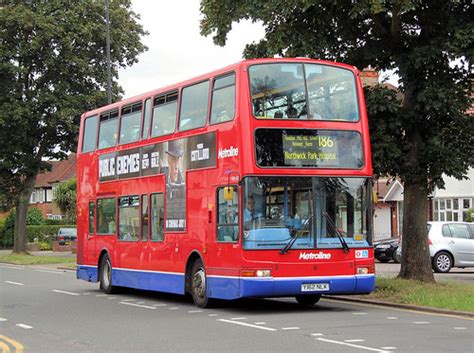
[208,274,375,299]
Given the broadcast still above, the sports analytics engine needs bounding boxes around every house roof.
[35,154,77,188]
[374,178,404,202]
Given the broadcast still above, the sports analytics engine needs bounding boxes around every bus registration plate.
[301,283,329,292]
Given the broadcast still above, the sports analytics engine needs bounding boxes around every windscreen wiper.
[280,216,312,255]
[323,212,350,253]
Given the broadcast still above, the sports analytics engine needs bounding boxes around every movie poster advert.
[97,132,217,232]
[162,138,187,231]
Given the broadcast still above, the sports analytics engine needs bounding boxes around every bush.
[27,207,44,225]
[26,225,75,243]
[43,218,74,226]
[39,242,52,251]
[0,211,15,248]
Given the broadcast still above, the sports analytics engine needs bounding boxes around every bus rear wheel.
[191,259,212,308]
[100,254,117,294]
[295,294,321,306]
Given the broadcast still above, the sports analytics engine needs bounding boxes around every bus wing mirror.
[224,187,235,201]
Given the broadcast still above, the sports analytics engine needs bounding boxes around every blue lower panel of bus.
[77,265,98,282]
[78,265,374,300]
[76,265,185,294]
[114,269,185,294]
[208,274,375,300]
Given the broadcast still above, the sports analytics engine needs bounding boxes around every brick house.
[29,154,77,219]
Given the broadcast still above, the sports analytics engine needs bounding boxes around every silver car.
[429,221,474,273]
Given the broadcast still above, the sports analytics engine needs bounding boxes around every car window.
[441,225,451,238]
[448,224,470,239]
[59,228,77,236]
[469,224,474,239]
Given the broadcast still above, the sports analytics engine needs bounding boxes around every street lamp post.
[105,0,112,104]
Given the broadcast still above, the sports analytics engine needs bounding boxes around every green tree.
[200,0,473,282]
[54,178,77,223]
[0,0,147,253]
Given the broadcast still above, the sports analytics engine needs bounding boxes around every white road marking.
[386,317,398,320]
[121,299,135,302]
[82,293,91,295]
[208,314,219,317]
[281,327,300,330]
[107,297,116,300]
[316,338,392,353]
[136,301,145,304]
[188,310,203,313]
[453,327,467,330]
[5,281,24,286]
[218,319,277,332]
[413,321,430,324]
[0,318,8,322]
[0,265,24,270]
[381,347,397,350]
[35,269,64,274]
[254,322,266,325]
[16,324,33,330]
[345,339,365,343]
[168,307,179,310]
[311,333,324,337]
[119,302,156,310]
[153,304,167,307]
[352,312,368,315]
[52,289,80,296]
[230,317,247,320]
[96,294,107,297]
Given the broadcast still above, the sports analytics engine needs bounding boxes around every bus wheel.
[295,294,321,306]
[100,254,116,294]
[191,259,211,308]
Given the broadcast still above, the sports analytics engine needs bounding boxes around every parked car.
[374,238,400,263]
[429,221,474,273]
[54,227,77,246]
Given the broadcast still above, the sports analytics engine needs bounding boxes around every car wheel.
[100,254,117,294]
[432,252,453,273]
[393,250,401,263]
[295,294,322,306]
[191,259,212,308]
[377,258,390,263]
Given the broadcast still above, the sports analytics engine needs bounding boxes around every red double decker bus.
[76,58,375,307]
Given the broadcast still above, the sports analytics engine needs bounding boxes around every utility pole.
[105,0,112,104]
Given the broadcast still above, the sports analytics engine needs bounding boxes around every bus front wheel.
[191,259,211,308]
[295,294,321,306]
[100,254,117,294]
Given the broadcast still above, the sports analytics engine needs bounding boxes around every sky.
[118,1,397,99]
[117,1,265,99]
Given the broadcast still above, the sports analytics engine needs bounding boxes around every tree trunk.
[13,175,36,254]
[398,181,435,282]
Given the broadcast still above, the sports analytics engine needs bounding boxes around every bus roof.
[83,58,358,118]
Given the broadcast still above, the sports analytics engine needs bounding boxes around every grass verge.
[0,253,76,265]
[365,276,474,312]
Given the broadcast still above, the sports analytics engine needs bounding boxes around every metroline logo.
[299,252,332,260]
[218,146,239,159]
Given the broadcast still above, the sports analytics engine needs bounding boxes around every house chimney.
[360,68,379,87]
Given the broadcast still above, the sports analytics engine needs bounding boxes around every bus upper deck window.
[151,91,178,137]
[82,114,98,153]
[210,73,235,124]
[179,81,210,131]
[98,110,119,149]
[120,102,142,145]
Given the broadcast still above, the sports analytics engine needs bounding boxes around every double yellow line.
[0,335,23,353]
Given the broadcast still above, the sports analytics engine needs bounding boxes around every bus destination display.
[255,129,363,169]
